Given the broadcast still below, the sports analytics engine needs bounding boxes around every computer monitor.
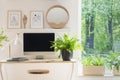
[23,33,55,59]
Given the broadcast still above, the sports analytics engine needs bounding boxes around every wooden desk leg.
[70,63,75,80]
[0,64,3,80]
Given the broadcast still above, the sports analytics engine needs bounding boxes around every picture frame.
[7,10,22,29]
[30,11,43,29]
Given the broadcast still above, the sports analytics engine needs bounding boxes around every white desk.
[0,59,75,80]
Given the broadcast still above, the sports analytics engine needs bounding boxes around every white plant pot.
[83,66,105,76]
[113,67,120,76]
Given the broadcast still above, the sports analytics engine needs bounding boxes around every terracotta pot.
[83,66,105,76]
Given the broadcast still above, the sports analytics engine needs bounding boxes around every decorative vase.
[61,50,73,61]
[23,15,27,28]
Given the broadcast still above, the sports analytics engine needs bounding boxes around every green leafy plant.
[0,29,9,47]
[106,51,120,71]
[51,34,83,52]
[81,55,105,66]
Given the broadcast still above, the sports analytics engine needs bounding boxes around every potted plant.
[51,34,83,61]
[106,51,120,76]
[0,29,9,47]
[81,55,105,76]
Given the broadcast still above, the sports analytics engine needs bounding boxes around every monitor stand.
[35,55,44,60]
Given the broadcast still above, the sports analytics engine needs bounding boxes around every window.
[82,0,120,56]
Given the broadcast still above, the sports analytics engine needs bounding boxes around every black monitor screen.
[24,33,55,52]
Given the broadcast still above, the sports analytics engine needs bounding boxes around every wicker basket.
[83,66,105,76]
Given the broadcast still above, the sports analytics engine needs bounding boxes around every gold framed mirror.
[46,5,69,29]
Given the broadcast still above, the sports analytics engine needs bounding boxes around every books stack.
[7,57,28,62]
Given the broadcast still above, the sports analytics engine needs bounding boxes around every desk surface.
[0,59,76,63]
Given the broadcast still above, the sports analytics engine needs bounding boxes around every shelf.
[78,74,120,78]
[6,28,70,33]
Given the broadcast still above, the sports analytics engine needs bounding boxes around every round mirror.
[46,5,69,29]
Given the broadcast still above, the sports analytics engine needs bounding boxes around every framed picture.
[7,10,22,29]
[30,11,43,29]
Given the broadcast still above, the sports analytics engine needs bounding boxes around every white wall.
[0,0,81,59]
[0,0,57,28]
[0,0,82,80]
